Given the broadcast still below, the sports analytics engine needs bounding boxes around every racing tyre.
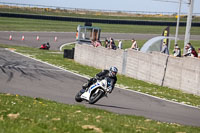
[75,91,83,102]
[89,89,104,104]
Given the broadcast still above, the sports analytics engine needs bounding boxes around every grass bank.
[1,93,200,133]
[1,44,200,107]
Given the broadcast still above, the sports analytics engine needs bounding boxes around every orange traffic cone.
[36,35,39,41]
[54,36,57,42]
[22,35,25,41]
[9,35,12,40]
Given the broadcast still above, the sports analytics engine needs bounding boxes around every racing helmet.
[109,66,118,77]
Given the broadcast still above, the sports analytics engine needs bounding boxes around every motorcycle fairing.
[81,82,101,101]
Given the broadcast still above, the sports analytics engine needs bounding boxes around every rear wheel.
[75,91,83,102]
[89,89,104,104]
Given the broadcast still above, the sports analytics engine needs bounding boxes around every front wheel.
[75,91,83,102]
[89,90,105,104]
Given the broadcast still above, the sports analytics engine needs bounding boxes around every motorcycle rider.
[40,42,50,50]
[82,66,118,93]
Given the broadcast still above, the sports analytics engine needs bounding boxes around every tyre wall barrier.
[63,48,75,59]
[74,44,200,95]
[0,12,200,27]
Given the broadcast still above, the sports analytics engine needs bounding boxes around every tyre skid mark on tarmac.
[0,65,68,72]
[5,48,89,79]
[0,64,39,82]
[0,52,84,83]
[0,64,75,82]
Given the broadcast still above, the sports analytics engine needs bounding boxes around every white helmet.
[109,66,118,77]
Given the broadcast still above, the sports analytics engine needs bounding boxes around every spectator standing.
[104,39,109,48]
[198,48,200,59]
[118,40,123,49]
[161,42,169,55]
[130,38,139,50]
[109,38,117,50]
[173,44,181,57]
[184,43,197,57]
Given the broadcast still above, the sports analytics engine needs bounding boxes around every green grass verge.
[1,93,200,133]
[0,17,82,32]
[1,17,200,35]
[1,44,200,107]
[61,43,75,51]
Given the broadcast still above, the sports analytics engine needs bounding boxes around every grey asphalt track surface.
[1,31,200,51]
[1,31,200,127]
[0,48,200,127]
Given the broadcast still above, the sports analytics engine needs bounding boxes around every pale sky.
[0,0,200,14]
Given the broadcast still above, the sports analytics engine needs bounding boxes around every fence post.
[121,50,128,75]
[161,55,169,86]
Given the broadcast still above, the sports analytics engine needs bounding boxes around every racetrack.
[0,31,75,50]
[1,31,200,51]
[0,48,200,127]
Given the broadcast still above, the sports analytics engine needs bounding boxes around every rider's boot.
[81,83,88,93]
[108,87,113,93]
[81,78,96,93]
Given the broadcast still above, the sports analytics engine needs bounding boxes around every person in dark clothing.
[109,38,117,50]
[105,39,109,48]
[82,66,118,93]
[184,42,197,57]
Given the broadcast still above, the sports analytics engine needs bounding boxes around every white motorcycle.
[75,77,112,104]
